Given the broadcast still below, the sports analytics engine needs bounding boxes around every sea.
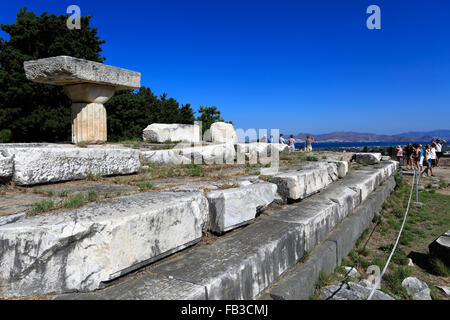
[294,141,431,150]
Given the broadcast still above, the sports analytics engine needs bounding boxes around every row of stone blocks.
[0,143,289,186]
[49,161,397,300]
[0,159,349,298]
[261,175,397,300]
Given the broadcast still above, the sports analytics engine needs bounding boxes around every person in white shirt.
[433,138,446,167]
[288,135,296,152]
[279,134,286,145]
[429,143,437,175]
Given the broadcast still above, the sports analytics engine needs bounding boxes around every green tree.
[196,106,224,134]
[0,7,105,142]
[179,104,195,124]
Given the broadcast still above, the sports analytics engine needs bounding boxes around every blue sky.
[1,0,449,135]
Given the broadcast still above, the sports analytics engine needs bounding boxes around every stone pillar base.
[72,103,107,144]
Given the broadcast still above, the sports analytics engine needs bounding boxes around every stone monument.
[24,56,141,144]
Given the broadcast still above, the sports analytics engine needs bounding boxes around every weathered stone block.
[150,219,305,300]
[140,149,191,166]
[207,182,277,234]
[180,143,236,164]
[261,162,339,201]
[142,123,201,143]
[140,144,236,166]
[3,146,140,186]
[24,56,141,90]
[355,153,382,165]
[55,274,207,300]
[0,150,14,182]
[401,277,431,300]
[327,176,396,265]
[429,230,450,266]
[207,122,238,144]
[266,199,340,251]
[266,241,337,300]
[24,56,141,144]
[326,159,348,178]
[0,191,208,298]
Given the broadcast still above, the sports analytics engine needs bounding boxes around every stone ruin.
[24,56,141,144]
[0,55,403,300]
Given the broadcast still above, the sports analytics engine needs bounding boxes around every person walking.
[405,143,414,170]
[429,142,437,175]
[418,144,424,173]
[396,145,403,167]
[424,144,433,177]
[305,135,315,152]
[412,144,420,172]
[434,138,446,167]
[288,135,296,152]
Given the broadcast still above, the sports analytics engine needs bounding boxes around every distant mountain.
[293,131,422,143]
[393,130,450,140]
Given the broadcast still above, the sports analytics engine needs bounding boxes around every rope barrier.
[367,168,418,300]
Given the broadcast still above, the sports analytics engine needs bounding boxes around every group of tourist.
[278,134,315,152]
[395,138,446,176]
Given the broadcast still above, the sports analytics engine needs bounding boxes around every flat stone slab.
[142,123,200,143]
[150,218,305,300]
[207,181,277,234]
[0,191,208,298]
[266,199,341,251]
[24,56,141,90]
[1,146,141,186]
[140,143,236,166]
[260,162,340,201]
[262,177,396,300]
[55,274,206,300]
[51,161,398,301]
